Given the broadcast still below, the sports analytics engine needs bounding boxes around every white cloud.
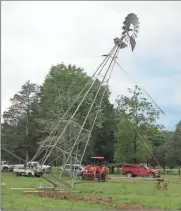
[2,1,181,129]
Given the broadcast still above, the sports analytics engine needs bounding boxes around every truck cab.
[27,161,51,173]
[1,161,9,172]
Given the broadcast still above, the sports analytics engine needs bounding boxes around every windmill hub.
[114,38,128,49]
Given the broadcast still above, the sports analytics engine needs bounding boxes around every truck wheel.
[3,167,8,172]
[82,175,86,180]
[47,167,52,173]
[148,173,155,178]
[79,171,83,177]
[98,173,106,182]
[27,172,33,177]
[126,172,132,178]
[16,172,21,176]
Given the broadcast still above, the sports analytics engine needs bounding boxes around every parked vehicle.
[13,161,51,177]
[8,164,15,172]
[1,161,9,172]
[121,163,160,178]
[27,161,52,173]
[14,164,24,169]
[13,164,43,177]
[82,157,108,181]
[60,164,84,176]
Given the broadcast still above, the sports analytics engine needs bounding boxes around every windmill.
[25,13,142,191]
[5,13,165,192]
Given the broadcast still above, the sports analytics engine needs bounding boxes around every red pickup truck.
[121,163,160,178]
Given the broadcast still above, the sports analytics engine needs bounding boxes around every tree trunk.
[56,150,58,167]
[133,94,138,164]
[133,131,137,164]
[63,150,66,165]
[25,148,29,163]
[25,101,29,163]
[133,142,137,163]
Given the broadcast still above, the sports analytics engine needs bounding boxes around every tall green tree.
[147,130,173,169]
[114,85,163,164]
[165,120,181,167]
[176,120,181,129]
[38,63,115,163]
[2,81,41,162]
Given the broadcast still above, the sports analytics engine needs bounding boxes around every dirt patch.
[118,204,159,210]
[24,191,115,205]
[24,191,159,210]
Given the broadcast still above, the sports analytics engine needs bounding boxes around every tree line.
[1,63,181,169]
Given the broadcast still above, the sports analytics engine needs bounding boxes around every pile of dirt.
[25,191,115,205]
[24,191,159,210]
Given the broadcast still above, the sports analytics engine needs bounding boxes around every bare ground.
[24,191,160,210]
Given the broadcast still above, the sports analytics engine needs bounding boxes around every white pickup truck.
[1,161,10,172]
[27,161,52,173]
[13,161,51,177]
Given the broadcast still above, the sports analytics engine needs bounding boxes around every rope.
[1,147,26,163]
[115,59,165,115]
[115,61,165,166]
[101,54,162,167]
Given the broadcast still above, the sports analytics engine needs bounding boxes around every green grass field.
[2,172,181,210]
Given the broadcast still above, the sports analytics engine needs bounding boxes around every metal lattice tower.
[29,13,140,191]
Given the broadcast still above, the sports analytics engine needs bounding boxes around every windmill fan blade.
[119,13,139,52]
[122,31,127,35]
[127,14,133,23]
[132,18,139,26]
[123,20,129,27]
[122,26,128,30]
[133,33,138,38]
[130,36,136,51]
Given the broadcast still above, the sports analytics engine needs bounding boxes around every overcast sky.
[2,1,181,131]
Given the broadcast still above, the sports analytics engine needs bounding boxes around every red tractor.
[82,157,108,182]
